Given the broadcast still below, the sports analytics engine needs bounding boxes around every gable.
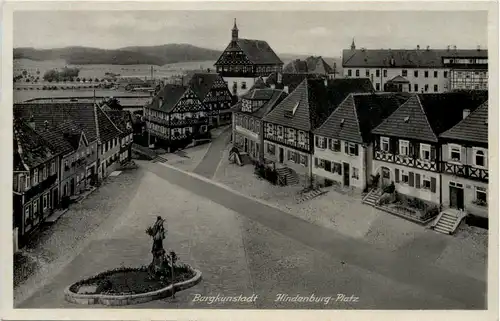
[78,131,88,148]
[171,88,206,113]
[215,42,253,66]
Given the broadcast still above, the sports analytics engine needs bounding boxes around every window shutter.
[394,140,399,155]
[409,172,414,187]
[345,142,349,153]
[430,145,436,161]
[315,136,319,147]
[314,157,318,167]
[395,168,400,183]
[414,142,420,159]
[409,143,414,157]
[328,139,332,150]
[415,174,421,188]
[354,144,359,156]
[461,146,467,163]
[430,177,437,193]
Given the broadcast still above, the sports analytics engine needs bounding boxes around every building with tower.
[214,19,284,97]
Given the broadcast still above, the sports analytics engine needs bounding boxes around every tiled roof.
[250,77,268,90]
[96,105,123,143]
[314,92,409,144]
[440,101,488,144]
[263,78,373,132]
[265,72,326,93]
[372,92,488,142]
[187,73,221,100]
[149,84,188,112]
[235,39,283,65]
[283,57,334,75]
[343,48,488,68]
[233,89,288,119]
[241,88,276,100]
[13,118,56,170]
[283,60,309,73]
[105,110,133,134]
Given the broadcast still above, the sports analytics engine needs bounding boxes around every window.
[42,166,47,179]
[414,70,418,77]
[365,70,370,77]
[376,70,380,77]
[333,162,342,175]
[399,140,409,156]
[299,154,308,167]
[414,84,419,92]
[424,84,429,92]
[434,84,438,92]
[352,167,359,180]
[43,194,48,210]
[241,82,247,89]
[381,137,390,152]
[25,174,30,189]
[288,150,298,163]
[444,71,448,78]
[424,71,429,78]
[420,144,431,161]
[356,69,360,77]
[474,149,486,167]
[402,172,409,184]
[449,144,461,162]
[383,70,387,78]
[329,139,341,152]
[315,158,325,169]
[422,177,431,190]
[348,143,359,156]
[51,161,56,175]
[324,160,332,172]
[402,70,408,77]
[277,126,283,138]
[33,169,39,185]
[347,69,352,77]
[33,200,38,215]
[475,186,487,205]
[433,71,438,78]
[267,143,275,155]
[376,83,380,91]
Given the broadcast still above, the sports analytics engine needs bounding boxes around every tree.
[95,78,99,82]
[76,77,80,82]
[22,70,27,77]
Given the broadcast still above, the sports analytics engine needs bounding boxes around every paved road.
[17,162,486,309]
[193,127,231,178]
[142,162,486,309]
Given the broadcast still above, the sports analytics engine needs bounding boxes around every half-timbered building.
[371,92,487,206]
[439,101,488,219]
[262,78,374,185]
[214,19,283,97]
[232,88,288,161]
[187,72,234,127]
[144,84,209,150]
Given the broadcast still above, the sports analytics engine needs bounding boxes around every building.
[265,72,328,94]
[283,56,337,78]
[342,41,488,93]
[103,109,134,165]
[13,119,59,247]
[439,101,488,219]
[371,92,488,206]
[232,88,288,161]
[214,19,284,97]
[313,92,409,190]
[187,72,234,127]
[144,84,209,150]
[262,78,374,185]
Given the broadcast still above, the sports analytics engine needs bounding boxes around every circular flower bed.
[65,264,201,306]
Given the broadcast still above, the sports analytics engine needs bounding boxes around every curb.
[64,268,202,306]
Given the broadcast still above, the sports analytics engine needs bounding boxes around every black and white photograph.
[3,1,498,319]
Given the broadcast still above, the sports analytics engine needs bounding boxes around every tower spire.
[351,38,356,50]
[232,18,239,42]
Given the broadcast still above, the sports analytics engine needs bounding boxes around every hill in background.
[14,44,342,70]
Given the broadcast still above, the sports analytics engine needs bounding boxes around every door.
[343,163,350,187]
[381,167,391,186]
[450,186,465,210]
[53,188,59,208]
[70,178,75,195]
[278,147,284,163]
[244,138,248,153]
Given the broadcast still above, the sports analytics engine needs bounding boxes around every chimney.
[463,109,470,119]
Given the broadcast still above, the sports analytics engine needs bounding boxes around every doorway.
[244,138,248,153]
[343,163,350,187]
[450,184,464,210]
[278,147,284,163]
[381,167,391,186]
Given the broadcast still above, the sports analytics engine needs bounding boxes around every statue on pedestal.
[146,216,168,277]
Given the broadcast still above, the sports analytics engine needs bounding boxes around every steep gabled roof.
[235,39,283,65]
[265,72,326,93]
[149,84,188,112]
[187,73,221,100]
[440,101,488,144]
[233,89,288,119]
[343,48,488,68]
[105,109,133,134]
[314,92,409,144]
[372,92,488,142]
[283,56,334,75]
[13,118,56,170]
[283,59,309,73]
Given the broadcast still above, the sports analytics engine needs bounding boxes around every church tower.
[351,38,356,50]
[232,18,239,42]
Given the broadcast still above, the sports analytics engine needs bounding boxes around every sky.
[14,10,488,57]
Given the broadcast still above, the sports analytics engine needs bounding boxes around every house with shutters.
[144,84,209,150]
[214,19,283,97]
[371,92,488,206]
[439,101,488,219]
[312,92,409,190]
[232,88,288,161]
[262,77,374,185]
[187,72,234,127]
[103,109,134,165]
[13,118,60,247]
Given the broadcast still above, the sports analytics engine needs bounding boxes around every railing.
[441,162,488,182]
[374,150,437,171]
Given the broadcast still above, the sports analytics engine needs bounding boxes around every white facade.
[344,67,451,93]
[223,76,256,97]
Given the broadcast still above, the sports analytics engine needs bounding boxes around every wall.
[263,140,310,177]
[372,160,440,204]
[222,76,256,97]
[99,137,121,179]
[441,174,488,218]
[312,140,366,189]
[344,67,451,93]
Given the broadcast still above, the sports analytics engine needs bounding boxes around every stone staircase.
[362,189,383,206]
[431,209,466,235]
[152,155,168,163]
[295,187,327,204]
[276,167,299,186]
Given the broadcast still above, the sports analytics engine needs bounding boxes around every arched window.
[475,149,485,167]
